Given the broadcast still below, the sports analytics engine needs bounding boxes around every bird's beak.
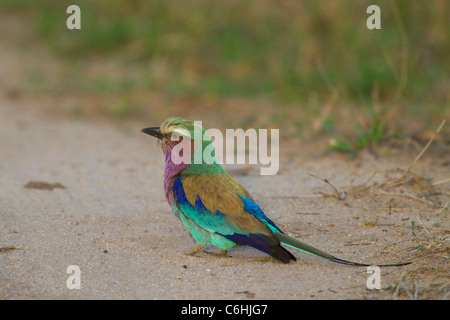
[141,127,164,140]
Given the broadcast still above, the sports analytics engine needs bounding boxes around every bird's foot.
[185,245,206,256]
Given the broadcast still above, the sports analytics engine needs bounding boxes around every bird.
[141,117,411,266]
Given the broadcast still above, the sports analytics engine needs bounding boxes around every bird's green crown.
[160,117,224,176]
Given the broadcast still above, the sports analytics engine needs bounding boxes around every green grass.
[325,108,408,155]
[1,0,448,133]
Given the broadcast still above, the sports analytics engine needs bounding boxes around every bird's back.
[177,171,280,237]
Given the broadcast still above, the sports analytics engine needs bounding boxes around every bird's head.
[141,117,200,150]
[142,117,222,175]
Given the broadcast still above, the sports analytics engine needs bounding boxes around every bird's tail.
[275,232,411,267]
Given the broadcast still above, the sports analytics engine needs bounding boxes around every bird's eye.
[171,131,183,141]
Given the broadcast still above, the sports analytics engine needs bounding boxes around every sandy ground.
[0,11,448,300]
[0,98,448,300]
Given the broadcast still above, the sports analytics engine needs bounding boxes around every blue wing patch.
[173,177,236,235]
[173,177,282,253]
[237,194,281,233]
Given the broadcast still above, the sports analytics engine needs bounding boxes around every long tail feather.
[275,232,411,267]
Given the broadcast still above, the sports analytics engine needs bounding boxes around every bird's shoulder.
[177,173,252,216]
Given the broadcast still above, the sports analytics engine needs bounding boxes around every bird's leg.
[186,245,206,256]
[207,250,228,257]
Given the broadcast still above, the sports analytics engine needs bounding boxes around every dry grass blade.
[379,191,437,207]
[416,216,432,239]
[432,178,450,186]
[307,172,346,200]
[400,119,446,179]
[360,171,378,187]
[436,203,449,214]
[0,246,21,253]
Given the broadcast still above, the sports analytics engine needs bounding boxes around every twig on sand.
[384,176,414,189]
[360,171,378,188]
[432,178,450,186]
[351,171,379,194]
[399,119,446,179]
[0,246,20,253]
[416,216,432,239]
[263,194,323,199]
[378,191,437,207]
[307,172,346,200]
[435,203,448,214]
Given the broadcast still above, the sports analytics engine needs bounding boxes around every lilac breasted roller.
[142,117,410,266]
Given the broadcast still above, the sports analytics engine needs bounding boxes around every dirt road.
[1,97,448,300]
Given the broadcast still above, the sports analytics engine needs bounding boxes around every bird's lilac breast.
[162,145,189,208]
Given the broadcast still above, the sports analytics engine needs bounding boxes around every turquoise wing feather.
[173,175,296,262]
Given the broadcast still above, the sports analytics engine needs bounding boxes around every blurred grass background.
[1,0,449,147]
